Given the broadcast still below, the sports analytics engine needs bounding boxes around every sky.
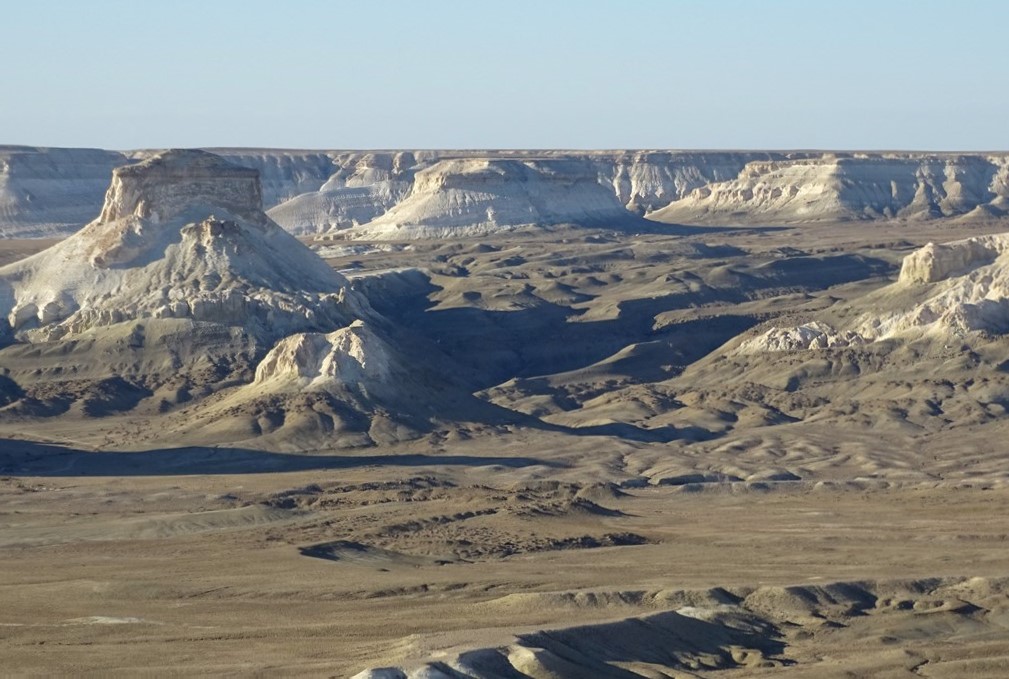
[2,0,1006,150]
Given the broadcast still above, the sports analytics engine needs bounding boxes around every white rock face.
[862,233,1009,338]
[745,232,1009,347]
[0,150,365,342]
[3,149,1008,239]
[214,151,418,234]
[738,322,865,353]
[651,154,1009,224]
[253,320,395,391]
[0,146,128,237]
[898,234,1009,284]
[98,150,263,226]
[604,150,773,214]
[351,158,646,239]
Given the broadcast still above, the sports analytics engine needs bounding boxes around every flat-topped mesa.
[0,149,371,343]
[352,157,647,239]
[98,149,263,224]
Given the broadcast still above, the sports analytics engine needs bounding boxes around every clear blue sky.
[3,0,1005,150]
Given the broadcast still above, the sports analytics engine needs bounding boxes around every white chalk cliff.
[0,150,366,343]
[4,149,1008,238]
[0,146,127,237]
[739,231,1009,353]
[862,233,1009,338]
[253,320,397,392]
[651,154,1009,225]
[351,158,647,239]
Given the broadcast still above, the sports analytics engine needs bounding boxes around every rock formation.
[862,233,1009,338]
[0,146,126,237]
[737,322,864,353]
[259,151,419,234]
[0,149,366,344]
[4,149,1008,238]
[736,230,1009,352]
[897,234,1009,284]
[252,320,397,391]
[0,150,512,447]
[650,154,1009,225]
[351,158,649,239]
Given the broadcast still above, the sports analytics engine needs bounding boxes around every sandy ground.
[1,471,1007,677]
[3,218,1009,676]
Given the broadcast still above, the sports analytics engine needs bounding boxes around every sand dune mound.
[351,158,649,239]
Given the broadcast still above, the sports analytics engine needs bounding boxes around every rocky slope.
[0,149,365,344]
[736,229,1009,352]
[352,576,1009,679]
[4,149,1008,238]
[651,154,1009,225]
[0,150,527,447]
[351,157,652,239]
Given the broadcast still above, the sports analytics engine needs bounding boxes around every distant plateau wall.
[1,147,1007,238]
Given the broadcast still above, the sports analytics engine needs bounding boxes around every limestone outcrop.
[737,322,864,353]
[5,149,1008,238]
[351,158,648,239]
[0,150,366,343]
[651,155,1009,225]
[252,320,396,391]
[898,234,1009,284]
[863,234,1009,338]
[737,231,1009,350]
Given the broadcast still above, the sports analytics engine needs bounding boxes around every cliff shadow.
[0,439,562,477]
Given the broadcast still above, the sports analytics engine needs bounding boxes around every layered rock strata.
[4,149,1008,238]
[0,150,365,343]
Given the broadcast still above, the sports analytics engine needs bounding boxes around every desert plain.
[2,148,1009,677]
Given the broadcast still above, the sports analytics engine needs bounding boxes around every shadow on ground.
[0,439,562,477]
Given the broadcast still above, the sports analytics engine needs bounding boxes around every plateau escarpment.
[3,149,1008,238]
[0,150,464,446]
[0,146,127,237]
[351,157,652,239]
[0,150,364,344]
[651,154,1009,225]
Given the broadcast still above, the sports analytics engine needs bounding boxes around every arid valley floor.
[4,211,1009,677]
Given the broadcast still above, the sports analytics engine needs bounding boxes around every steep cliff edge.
[3,149,1008,238]
[650,154,1009,225]
[737,230,1009,353]
[0,149,365,344]
[351,157,650,239]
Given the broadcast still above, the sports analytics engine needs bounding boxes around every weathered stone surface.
[0,150,367,343]
[4,149,1008,238]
